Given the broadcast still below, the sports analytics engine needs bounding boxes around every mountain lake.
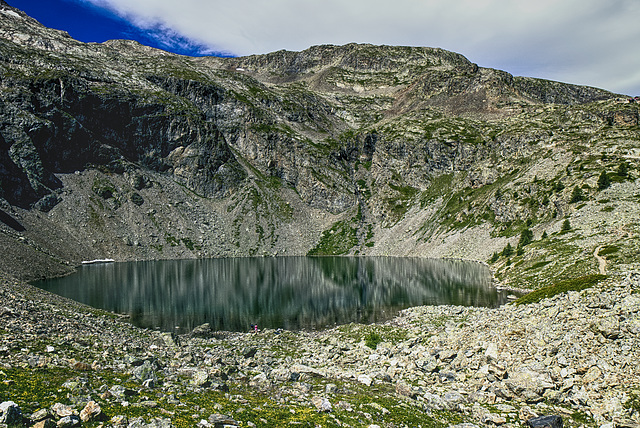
[32,257,518,332]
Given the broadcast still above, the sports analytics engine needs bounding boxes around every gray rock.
[443,391,465,409]
[526,415,563,428]
[242,347,257,358]
[207,414,238,427]
[30,408,53,423]
[127,417,173,428]
[592,317,620,339]
[191,370,210,387]
[132,360,157,384]
[0,401,22,426]
[51,403,74,418]
[191,323,213,338]
[79,401,102,423]
[56,415,81,427]
[310,396,332,412]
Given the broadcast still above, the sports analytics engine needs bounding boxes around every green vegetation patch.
[336,323,409,347]
[308,219,358,255]
[364,331,382,349]
[514,274,607,305]
[91,177,117,200]
[598,245,619,257]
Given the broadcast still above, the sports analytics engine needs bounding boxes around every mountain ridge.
[0,0,638,290]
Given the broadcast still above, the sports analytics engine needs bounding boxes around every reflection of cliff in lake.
[33,257,509,332]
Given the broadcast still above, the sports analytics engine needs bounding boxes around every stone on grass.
[33,419,56,428]
[51,403,74,418]
[80,401,102,422]
[56,414,81,427]
[526,415,563,428]
[358,374,372,386]
[311,396,332,412]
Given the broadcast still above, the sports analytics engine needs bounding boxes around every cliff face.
[1,1,639,287]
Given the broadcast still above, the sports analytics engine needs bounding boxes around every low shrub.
[514,274,607,305]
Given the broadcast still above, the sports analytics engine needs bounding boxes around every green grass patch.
[598,245,619,256]
[526,260,551,270]
[308,207,363,255]
[514,274,607,305]
[364,332,382,349]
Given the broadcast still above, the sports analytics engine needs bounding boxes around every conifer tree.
[597,171,610,190]
[570,186,584,203]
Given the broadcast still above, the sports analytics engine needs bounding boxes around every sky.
[5,0,640,95]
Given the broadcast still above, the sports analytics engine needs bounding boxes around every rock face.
[0,2,639,288]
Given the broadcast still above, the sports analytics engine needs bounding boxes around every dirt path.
[594,245,607,275]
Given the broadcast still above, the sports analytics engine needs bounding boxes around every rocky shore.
[1,271,639,428]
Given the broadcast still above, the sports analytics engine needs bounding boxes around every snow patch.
[81,259,115,265]
[1,9,22,19]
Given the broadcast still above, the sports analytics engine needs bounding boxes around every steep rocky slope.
[0,0,639,289]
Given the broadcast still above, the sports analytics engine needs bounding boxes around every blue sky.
[5,0,216,56]
[5,0,640,95]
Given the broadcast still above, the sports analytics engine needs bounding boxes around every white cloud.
[80,0,640,94]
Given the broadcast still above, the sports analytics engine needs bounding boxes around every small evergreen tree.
[597,171,610,190]
[489,252,499,263]
[541,230,548,239]
[502,243,513,258]
[618,162,629,178]
[570,186,584,203]
[562,219,571,232]
[518,228,534,248]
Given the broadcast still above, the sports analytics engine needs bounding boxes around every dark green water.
[33,257,512,332]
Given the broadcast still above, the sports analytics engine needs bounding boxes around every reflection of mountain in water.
[33,257,509,332]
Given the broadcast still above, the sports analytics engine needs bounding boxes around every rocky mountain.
[0,0,639,287]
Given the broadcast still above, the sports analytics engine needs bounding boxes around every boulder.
[208,413,238,427]
[191,370,210,387]
[311,396,332,412]
[132,360,158,385]
[79,401,102,422]
[0,401,22,425]
[33,419,57,428]
[51,403,75,418]
[358,374,373,386]
[191,323,213,338]
[56,415,81,427]
[526,415,563,428]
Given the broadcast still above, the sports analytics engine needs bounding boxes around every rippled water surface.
[33,257,514,332]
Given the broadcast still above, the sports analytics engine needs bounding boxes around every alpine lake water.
[32,257,519,333]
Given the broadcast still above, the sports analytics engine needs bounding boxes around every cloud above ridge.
[79,0,640,95]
